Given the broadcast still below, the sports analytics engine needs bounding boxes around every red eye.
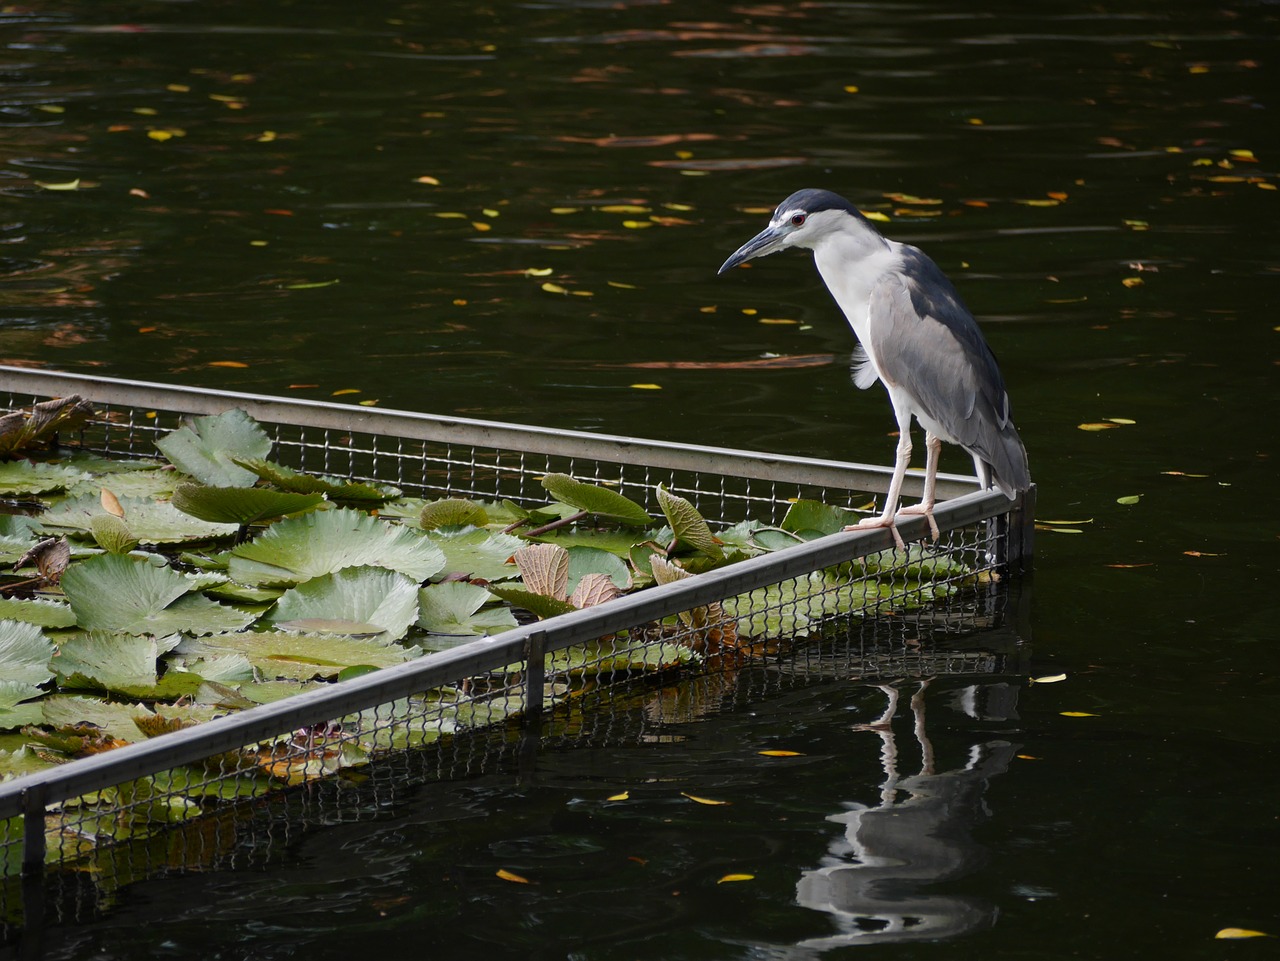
[790,213,806,226]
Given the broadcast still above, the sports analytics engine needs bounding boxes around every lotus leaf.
[423,527,523,581]
[61,554,257,636]
[172,484,325,526]
[0,597,76,628]
[656,485,724,561]
[197,628,419,681]
[0,620,54,712]
[416,581,518,637]
[41,493,240,544]
[418,497,489,530]
[233,457,398,502]
[540,473,652,526]
[0,460,90,495]
[41,695,155,743]
[266,566,420,641]
[781,499,865,537]
[229,507,445,586]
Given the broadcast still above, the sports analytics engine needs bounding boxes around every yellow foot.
[843,516,905,550]
[896,503,940,542]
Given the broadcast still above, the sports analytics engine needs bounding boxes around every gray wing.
[866,250,1030,496]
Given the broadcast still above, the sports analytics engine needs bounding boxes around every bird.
[718,188,1029,545]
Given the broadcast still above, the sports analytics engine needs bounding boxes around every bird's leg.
[896,432,941,542]
[845,429,910,549]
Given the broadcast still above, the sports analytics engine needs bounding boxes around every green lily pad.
[781,499,864,537]
[416,581,518,637]
[155,408,273,487]
[197,629,419,681]
[486,586,577,621]
[41,695,155,743]
[540,473,652,526]
[418,498,489,530]
[566,546,631,594]
[232,457,399,502]
[229,507,446,586]
[88,514,139,554]
[0,459,90,495]
[54,631,186,696]
[0,619,55,711]
[66,468,185,501]
[0,596,76,628]
[40,493,241,544]
[61,554,258,636]
[656,485,723,561]
[171,484,325,526]
[266,566,420,641]
[424,527,523,581]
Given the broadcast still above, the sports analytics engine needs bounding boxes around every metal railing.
[0,365,1032,921]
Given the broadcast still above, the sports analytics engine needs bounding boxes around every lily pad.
[197,629,419,681]
[41,695,155,743]
[229,507,446,586]
[0,596,76,628]
[61,554,257,636]
[55,631,186,695]
[0,459,90,495]
[566,546,631,594]
[424,527,523,581]
[781,499,864,537]
[657,485,724,561]
[540,473,652,526]
[418,498,489,530]
[416,581,518,637]
[233,457,399,502]
[266,566,420,641]
[155,408,273,487]
[171,484,325,526]
[486,586,577,621]
[0,619,55,712]
[41,493,241,544]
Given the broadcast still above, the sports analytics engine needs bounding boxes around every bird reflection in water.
[792,680,1017,950]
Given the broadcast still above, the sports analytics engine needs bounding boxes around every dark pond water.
[2,0,1278,958]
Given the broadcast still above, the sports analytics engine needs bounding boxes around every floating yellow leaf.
[630,383,662,390]
[358,399,379,407]
[1116,494,1142,505]
[550,207,579,214]
[166,83,191,93]
[622,220,653,229]
[285,279,339,289]
[100,488,125,519]
[758,318,799,325]
[1161,471,1207,477]
[256,130,277,143]
[133,106,158,116]
[607,281,637,289]
[663,202,694,211]
[717,873,754,883]
[1106,562,1154,568]
[1060,711,1098,717]
[1016,199,1060,207]
[843,84,859,93]
[1183,550,1223,557]
[884,192,942,205]
[496,869,530,884]
[331,388,360,396]
[600,204,649,214]
[249,240,268,247]
[208,360,248,368]
[1037,518,1093,526]
[1215,928,1271,940]
[1030,673,1067,684]
[1078,422,1119,431]
[146,128,185,141]
[34,179,81,191]
[681,793,729,805]
[606,791,630,801]
[1123,219,1149,229]
[1036,526,1083,534]
[414,175,440,185]
[471,221,491,232]
[967,117,984,125]
[741,308,757,316]
[699,306,717,313]
[540,282,567,294]
[1106,417,1136,425]
[1228,149,1257,161]
[571,290,593,297]
[1122,276,1144,288]
[863,211,891,222]
[758,750,803,757]
[37,104,66,114]
[482,208,500,218]
[524,267,553,277]
[432,212,466,219]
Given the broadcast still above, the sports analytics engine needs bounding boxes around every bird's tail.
[984,424,1031,499]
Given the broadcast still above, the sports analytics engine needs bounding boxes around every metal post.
[20,787,45,877]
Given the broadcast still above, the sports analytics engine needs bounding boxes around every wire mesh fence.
[0,366,1033,939]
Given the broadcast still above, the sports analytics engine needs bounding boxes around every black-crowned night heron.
[719,188,1030,545]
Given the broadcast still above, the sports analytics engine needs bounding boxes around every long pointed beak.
[717,223,787,275]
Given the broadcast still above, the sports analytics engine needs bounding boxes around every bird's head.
[717,188,872,275]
